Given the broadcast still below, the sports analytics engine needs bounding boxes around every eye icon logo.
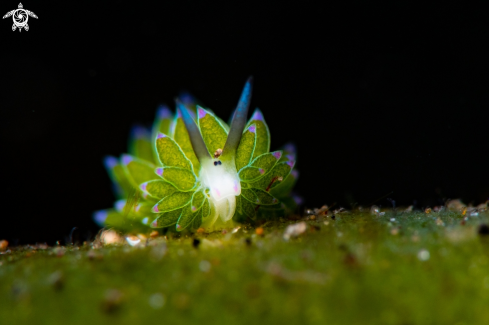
[3,3,37,32]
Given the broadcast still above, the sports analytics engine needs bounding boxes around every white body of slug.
[177,77,253,228]
[199,158,241,222]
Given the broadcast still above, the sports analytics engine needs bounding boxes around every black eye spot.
[218,161,222,165]
[214,161,218,166]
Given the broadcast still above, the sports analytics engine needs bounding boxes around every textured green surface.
[105,160,133,199]
[155,136,192,170]
[176,204,200,231]
[239,150,282,182]
[249,161,293,190]
[246,113,270,159]
[249,151,281,171]
[159,167,197,191]
[241,188,260,204]
[154,191,193,213]
[192,209,203,229]
[153,113,173,138]
[241,188,277,206]
[201,198,211,219]
[152,208,182,228]
[270,170,297,198]
[2,210,489,325]
[173,117,201,173]
[129,136,155,165]
[122,156,157,188]
[191,190,206,211]
[235,125,256,171]
[238,166,265,182]
[237,195,257,219]
[250,188,278,205]
[141,180,177,200]
[198,108,228,155]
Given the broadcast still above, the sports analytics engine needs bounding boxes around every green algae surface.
[2,210,489,325]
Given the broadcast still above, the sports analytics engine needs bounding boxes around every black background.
[1,1,488,244]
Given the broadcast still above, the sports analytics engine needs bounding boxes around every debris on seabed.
[148,293,165,309]
[48,271,64,291]
[411,233,420,242]
[199,260,211,272]
[255,227,264,236]
[283,222,307,240]
[316,205,329,215]
[53,247,65,257]
[244,237,252,246]
[35,243,49,250]
[125,236,142,247]
[447,199,466,212]
[200,238,223,249]
[102,289,124,313]
[149,231,159,238]
[435,218,445,226]
[334,208,347,215]
[370,206,385,216]
[100,230,124,245]
[87,250,103,260]
[425,207,432,214]
[150,243,167,260]
[0,240,8,252]
[404,205,413,212]
[265,261,327,284]
[417,249,430,261]
[433,206,444,212]
[305,205,328,218]
[343,252,359,268]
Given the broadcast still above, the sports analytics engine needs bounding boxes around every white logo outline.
[3,3,38,32]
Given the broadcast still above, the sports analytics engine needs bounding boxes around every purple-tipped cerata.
[121,154,132,165]
[177,100,211,162]
[103,156,118,169]
[93,210,108,227]
[131,125,150,139]
[197,107,207,119]
[250,108,264,121]
[140,182,147,191]
[272,151,282,160]
[157,105,172,119]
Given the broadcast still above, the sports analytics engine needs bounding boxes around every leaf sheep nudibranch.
[93,78,300,232]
